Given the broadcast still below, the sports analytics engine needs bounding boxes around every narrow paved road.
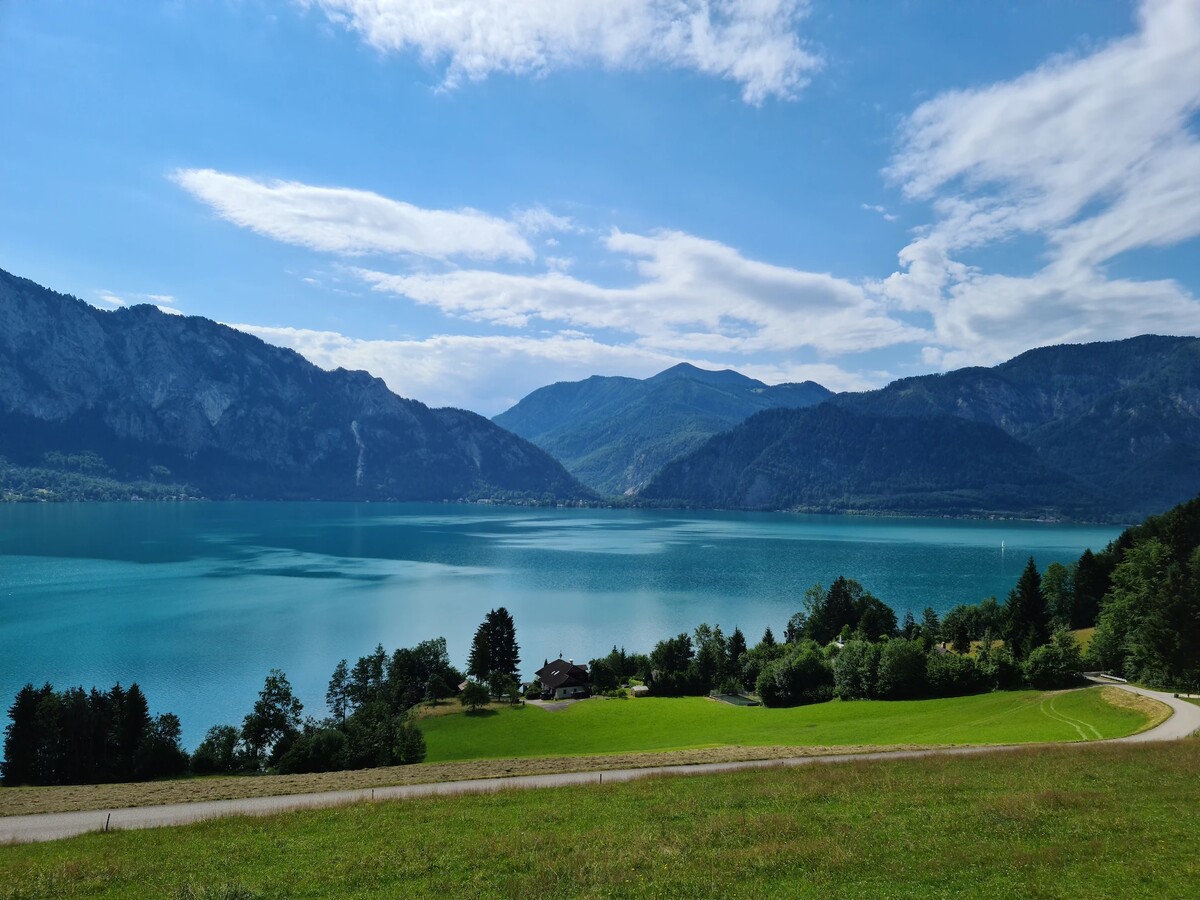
[2,682,1195,845]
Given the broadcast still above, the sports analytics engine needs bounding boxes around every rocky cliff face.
[0,269,588,501]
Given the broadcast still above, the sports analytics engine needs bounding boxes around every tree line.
[2,683,188,786]
[193,635,466,777]
[2,605,524,787]
[587,562,1085,708]
[932,494,1200,691]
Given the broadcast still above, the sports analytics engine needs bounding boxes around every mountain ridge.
[0,268,589,502]
[642,335,1200,520]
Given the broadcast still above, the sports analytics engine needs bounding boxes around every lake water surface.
[0,502,1122,748]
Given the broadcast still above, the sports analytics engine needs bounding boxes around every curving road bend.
[2,682,1196,845]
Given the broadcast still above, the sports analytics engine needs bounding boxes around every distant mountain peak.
[648,362,758,387]
[493,364,832,495]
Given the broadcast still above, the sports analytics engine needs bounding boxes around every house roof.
[536,658,589,689]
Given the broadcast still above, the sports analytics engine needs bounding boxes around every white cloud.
[512,205,579,236]
[171,168,534,262]
[231,323,879,414]
[354,228,925,356]
[860,203,897,222]
[230,324,680,414]
[93,290,183,316]
[882,0,1200,366]
[735,361,887,393]
[299,0,821,104]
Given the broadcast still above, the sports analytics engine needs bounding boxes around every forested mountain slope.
[493,363,831,494]
[834,336,1200,517]
[641,336,1199,520]
[639,404,1102,518]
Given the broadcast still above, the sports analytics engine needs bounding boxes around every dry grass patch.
[1099,687,1171,731]
[0,744,922,819]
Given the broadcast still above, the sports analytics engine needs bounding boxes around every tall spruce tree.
[467,627,491,681]
[728,627,748,665]
[1004,557,1051,660]
[486,607,521,679]
[467,607,521,681]
[2,683,50,785]
[1073,548,1107,629]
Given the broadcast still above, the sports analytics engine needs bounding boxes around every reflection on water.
[0,502,1121,748]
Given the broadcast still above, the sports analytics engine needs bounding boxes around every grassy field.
[1,740,1196,898]
[0,687,1162,818]
[419,687,1155,762]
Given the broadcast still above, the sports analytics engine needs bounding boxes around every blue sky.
[3,1,1198,414]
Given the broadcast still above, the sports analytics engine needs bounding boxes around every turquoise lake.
[0,502,1122,748]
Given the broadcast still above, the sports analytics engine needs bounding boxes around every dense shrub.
[190,724,249,775]
[925,652,983,698]
[1023,631,1084,689]
[975,637,1023,691]
[832,640,880,700]
[757,644,833,707]
[875,639,927,700]
[277,728,349,775]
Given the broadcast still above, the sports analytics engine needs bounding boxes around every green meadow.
[420,687,1151,762]
[2,740,1196,899]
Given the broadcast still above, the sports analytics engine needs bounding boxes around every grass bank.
[1,740,1196,898]
[419,686,1154,762]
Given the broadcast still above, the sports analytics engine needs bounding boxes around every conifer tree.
[467,627,491,681]
[1004,557,1051,660]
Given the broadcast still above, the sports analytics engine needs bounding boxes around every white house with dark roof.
[535,658,591,700]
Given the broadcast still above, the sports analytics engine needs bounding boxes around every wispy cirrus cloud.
[882,0,1200,367]
[171,168,535,262]
[172,168,922,362]
[298,0,821,104]
[354,228,924,356]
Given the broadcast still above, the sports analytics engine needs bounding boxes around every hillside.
[834,335,1200,517]
[0,269,588,502]
[493,363,831,494]
[640,336,1200,519]
[640,404,1102,517]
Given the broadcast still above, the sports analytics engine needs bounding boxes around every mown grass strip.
[419,686,1153,762]
[1,741,1196,898]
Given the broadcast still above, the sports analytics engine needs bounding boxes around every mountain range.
[0,269,587,502]
[492,364,831,494]
[642,336,1200,520]
[4,266,1197,520]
